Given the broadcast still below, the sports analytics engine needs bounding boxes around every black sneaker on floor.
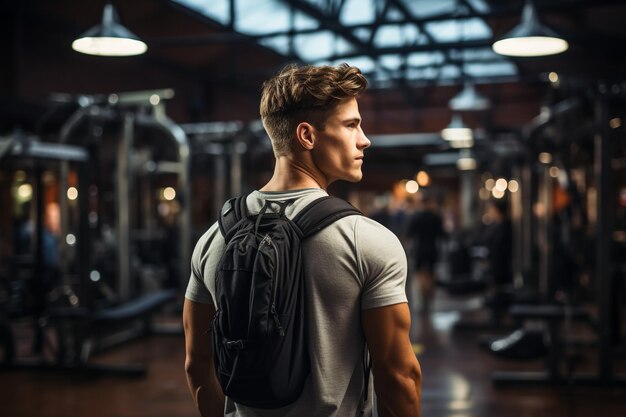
[488,328,547,359]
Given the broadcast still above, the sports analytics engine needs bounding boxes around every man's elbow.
[184,356,194,376]
[185,355,210,383]
[184,356,197,385]
[395,365,422,400]
[376,362,422,404]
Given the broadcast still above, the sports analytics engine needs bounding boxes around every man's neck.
[260,154,328,192]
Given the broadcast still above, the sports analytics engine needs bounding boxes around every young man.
[407,192,445,314]
[183,64,422,417]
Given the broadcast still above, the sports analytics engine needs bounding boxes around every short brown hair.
[260,63,368,156]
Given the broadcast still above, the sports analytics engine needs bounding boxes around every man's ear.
[296,122,315,150]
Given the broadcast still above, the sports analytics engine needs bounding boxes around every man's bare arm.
[362,302,422,417]
[183,298,225,417]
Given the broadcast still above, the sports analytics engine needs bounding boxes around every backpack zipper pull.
[271,303,285,337]
[261,235,272,246]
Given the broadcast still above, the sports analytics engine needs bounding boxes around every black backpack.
[213,193,362,409]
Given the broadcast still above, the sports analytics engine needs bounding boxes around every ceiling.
[164,0,626,87]
[3,0,626,162]
[172,0,520,86]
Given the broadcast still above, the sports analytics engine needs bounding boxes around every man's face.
[310,97,371,184]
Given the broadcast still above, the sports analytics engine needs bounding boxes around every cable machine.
[181,120,269,223]
[493,88,626,386]
[0,131,89,367]
[0,89,190,374]
[58,89,191,301]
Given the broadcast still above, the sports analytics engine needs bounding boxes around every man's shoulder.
[191,222,222,260]
[340,215,403,249]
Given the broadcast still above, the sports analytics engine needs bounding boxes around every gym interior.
[1,1,626,416]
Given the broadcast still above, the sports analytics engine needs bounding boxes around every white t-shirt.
[186,188,408,417]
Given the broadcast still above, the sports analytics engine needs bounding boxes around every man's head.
[260,63,368,157]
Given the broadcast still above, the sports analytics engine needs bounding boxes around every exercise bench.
[11,289,177,377]
[492,303,593,386]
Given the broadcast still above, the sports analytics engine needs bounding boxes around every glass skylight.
[339,0,376,25]
[178,0,230,23]
[330,56,376,74]
[258,36,291,56]
[404,0,457,18]
[374,24,420,48]
[235,0,292,33]
[407,52,444,67]
[294,31,355,61]
[379,54,404,71]
[465,62,518,78]
[172,0,516,85]
[466,0,491,13]
[425,18,492,43]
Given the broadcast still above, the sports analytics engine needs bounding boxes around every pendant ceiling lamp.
[441,114,473,142]
[457,149,477,171]
[72,3,147,56]
[449,137,474,149]
[449,83,490,111]
[492,0,568,57]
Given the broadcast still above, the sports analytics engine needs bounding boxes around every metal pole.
[214,146,227,217]
[58,107,89,286]
[32,167,44,354]
[77,162,91,307]
[116,112,134,301]
[538,162,552,298]
[521,162,533,288]
[59,160,70,286]
[147,112,192,293]
[594,98,613,383]
[545,163,554,297]
[459,170,474,230]
[510,164,523,288]
[230,142,246,197]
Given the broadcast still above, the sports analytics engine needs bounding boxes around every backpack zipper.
[264,235,285,337]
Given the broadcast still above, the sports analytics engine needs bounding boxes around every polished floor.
[1,292,626,417]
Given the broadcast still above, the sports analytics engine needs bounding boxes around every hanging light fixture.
[492,0,568,57]
[449,83,490,111]
[449,137,474,149]
[457,149,477,171]
[441,113,473,142]
[72,3,147,56]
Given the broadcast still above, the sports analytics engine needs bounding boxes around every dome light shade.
[441,114,473,142]
[449,138,474,149]
[457,149,477,170]
[449,83,490,111]
[72,4,147,56]
[492,1,568,57]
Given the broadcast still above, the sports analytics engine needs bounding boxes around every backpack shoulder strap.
[218,193,250,238]
[293,196,362,238]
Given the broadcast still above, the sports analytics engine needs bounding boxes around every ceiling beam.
[202,54,528,87]
[367,0,393,47]
[164,0,303,61]
[278,0,376,56]
[278,0,429,108]
[385,0,465,84]
[366,0,427,108]
[156,0,625,46]
[327,38,493,60]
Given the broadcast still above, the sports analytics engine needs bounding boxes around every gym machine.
[58,89,191,301]
[492,88,626,386]
[0,88,190,375]
[181,119,270,223]
[0,131,92,369]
